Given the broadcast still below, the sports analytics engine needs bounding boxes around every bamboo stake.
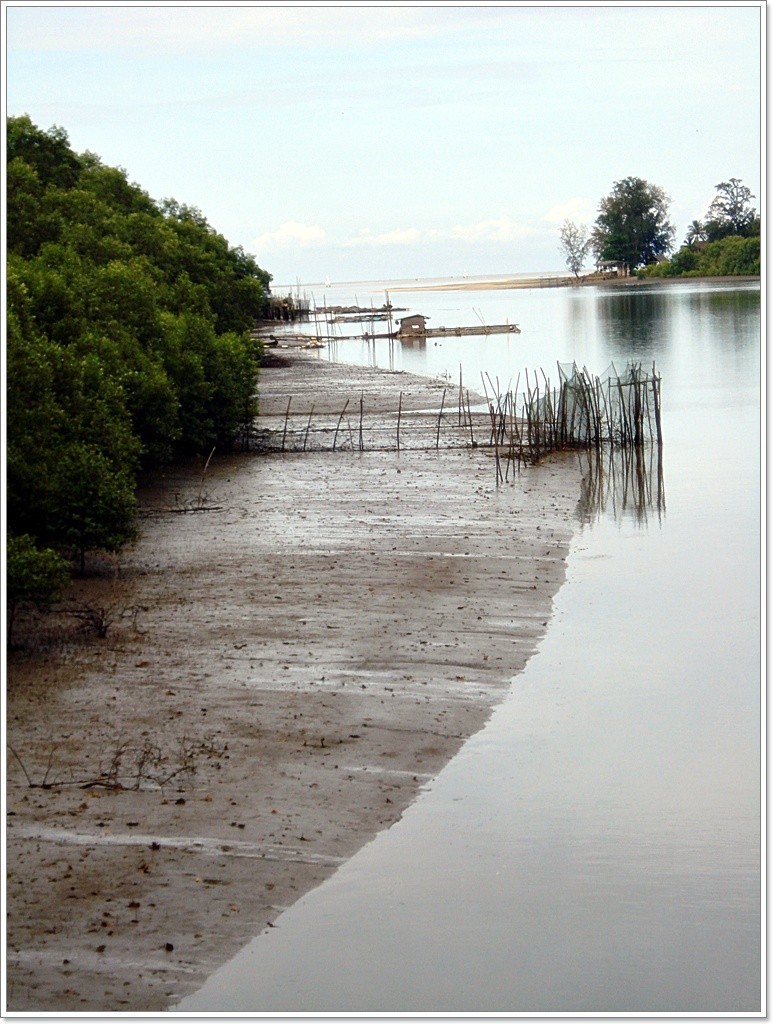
[632,365,643,447]
[616,373,630,445]
[541,370,557,450]
[480,373,493,445]
[568,371,579,444]
[333,399,349,451]
[596,376,611,444]
[511,373,522,468]
[651,363,663,444]
[485,372,505,444]
[303,403,315,452]
[195,447,216,507]
[581,367,601,448]
[642,372,654,443]
[397,391,403,452]
[359,390,364,452]
[522,372,532,462]
[436,388,447,449]
[282,398,291,452]
[489,394,503,484]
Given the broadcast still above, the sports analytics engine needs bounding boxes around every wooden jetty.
[258,302,521,346]
[329,323,522,341]
[396,313,519,340]
[317,303,406,321]
[422,323,520,338]
[261,294,311,322]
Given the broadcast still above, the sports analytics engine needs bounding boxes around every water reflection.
[682,287,762,350]
[576,444,666,526]
[177,279,759,1014]
[399,334,427,350]
[595,289,670,356]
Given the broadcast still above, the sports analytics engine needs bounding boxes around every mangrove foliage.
[6,115,273,624]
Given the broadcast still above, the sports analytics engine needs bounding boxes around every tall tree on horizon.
[558,220,592,278]
[703,178,758,240]
[592,177,675,275]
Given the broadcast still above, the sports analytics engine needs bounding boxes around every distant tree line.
[559,176,760,279]
[6,115,273,633]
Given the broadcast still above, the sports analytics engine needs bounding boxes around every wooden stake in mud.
[359,390,364,452]
[303,403,315,452]
[333,398,349,452]
[492,405,503,484]
[480,373,494,446]
[436,388,447,449]
[196,446,216,507]
[466,390,475,447]
[511,372,522,458]
[504,393,512,481]
[397,391,403,452]
[282,398,291,452]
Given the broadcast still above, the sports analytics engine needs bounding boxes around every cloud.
[543,198,596,224]
[252,216,542,261]
[447,218,533,243]
[344,218,534,248]
[251,221,326,250]
[345,227,426,248]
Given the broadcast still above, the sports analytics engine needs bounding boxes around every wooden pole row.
[261,362,662,474]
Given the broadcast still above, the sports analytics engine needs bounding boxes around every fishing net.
[524,361,662,446]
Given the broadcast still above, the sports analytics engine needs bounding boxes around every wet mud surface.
[6,352,582,1011]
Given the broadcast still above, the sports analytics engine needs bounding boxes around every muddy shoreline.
[6,352,583,1012]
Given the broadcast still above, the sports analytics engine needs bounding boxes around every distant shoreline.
[391,273,762,293]
[279,273,761,296]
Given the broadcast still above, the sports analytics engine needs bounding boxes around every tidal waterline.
[178,279,761,1013]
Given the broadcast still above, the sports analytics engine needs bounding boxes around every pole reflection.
[576,443,666,526]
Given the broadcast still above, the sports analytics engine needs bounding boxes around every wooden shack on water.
[397,314,429,338]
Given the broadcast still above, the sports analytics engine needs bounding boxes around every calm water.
[178,279,762,1013]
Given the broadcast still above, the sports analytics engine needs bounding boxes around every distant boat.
[324,276,331,288]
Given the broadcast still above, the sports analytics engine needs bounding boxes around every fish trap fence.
[245,361,663,476]
[481,361,663,478]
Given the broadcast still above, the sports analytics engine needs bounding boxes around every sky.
[3,2,764,287]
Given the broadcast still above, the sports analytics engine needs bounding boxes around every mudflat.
[6,351,583,1012]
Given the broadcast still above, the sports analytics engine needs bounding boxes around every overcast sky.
[4,3,764,286]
